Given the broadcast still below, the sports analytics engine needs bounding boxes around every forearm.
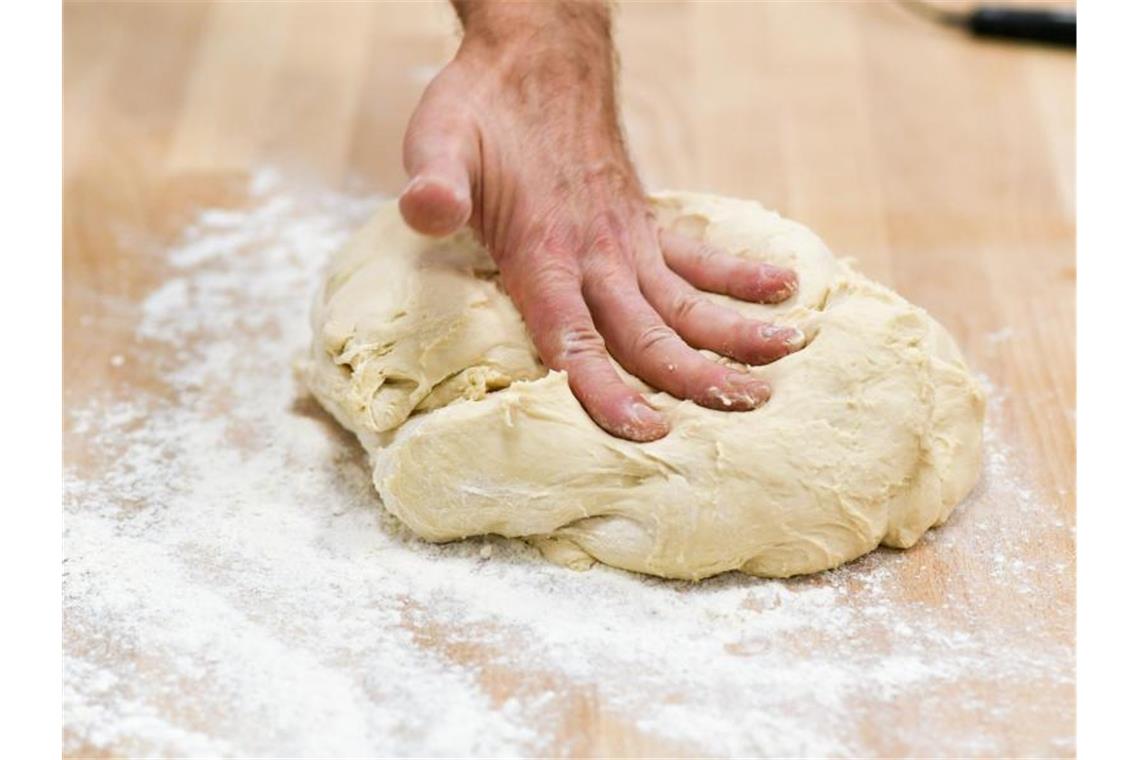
[450,0,616,97]
[452,0,612,51]
[449,0,628,189]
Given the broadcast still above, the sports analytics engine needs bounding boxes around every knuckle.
[586,223,630,262]
[556,325,606,365]
[589,231,623,260]
[671,291,704,322]
[694,244,721,267]
[632,323,676,355]
[585,209,636,261]
[582,261,631,298]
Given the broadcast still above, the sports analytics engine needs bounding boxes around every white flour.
[63,169,1074,757]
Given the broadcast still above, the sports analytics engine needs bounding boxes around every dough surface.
[302,192,984,580]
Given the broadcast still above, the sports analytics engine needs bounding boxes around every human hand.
[399,1,803,441]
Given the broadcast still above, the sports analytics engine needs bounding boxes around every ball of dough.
[302,192,984,580]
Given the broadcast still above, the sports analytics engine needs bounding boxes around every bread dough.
[302,192,984,580]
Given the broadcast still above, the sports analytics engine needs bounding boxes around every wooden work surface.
[64,2,1075,756]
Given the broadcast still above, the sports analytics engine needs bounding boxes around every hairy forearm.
[451,0,616,91]
[452,0,612,48]
[449,0,625,169]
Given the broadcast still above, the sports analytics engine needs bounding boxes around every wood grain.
[64,1,1074,755]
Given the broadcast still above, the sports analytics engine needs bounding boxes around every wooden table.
[64,2,1074,756]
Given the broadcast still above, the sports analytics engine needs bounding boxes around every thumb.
[399,83,477,237]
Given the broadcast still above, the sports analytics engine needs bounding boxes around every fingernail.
[723,373,770,406]
[630,401,664,425]
[401,175,467,206]
[399,176,471,235]
[625,402,668,441]
[399,175,426,199]
[761,324,782,339]
[760,324,805,350]
[758,264,798,300]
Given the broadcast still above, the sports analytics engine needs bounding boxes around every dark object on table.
[898,1,1076,47]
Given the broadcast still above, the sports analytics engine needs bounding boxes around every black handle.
[967,6,1077,46]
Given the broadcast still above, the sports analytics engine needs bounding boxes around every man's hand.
[399,0,803,442]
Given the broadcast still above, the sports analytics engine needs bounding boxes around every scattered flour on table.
[63,169,1075,757]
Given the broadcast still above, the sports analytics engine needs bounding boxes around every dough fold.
[302,192,984,579]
